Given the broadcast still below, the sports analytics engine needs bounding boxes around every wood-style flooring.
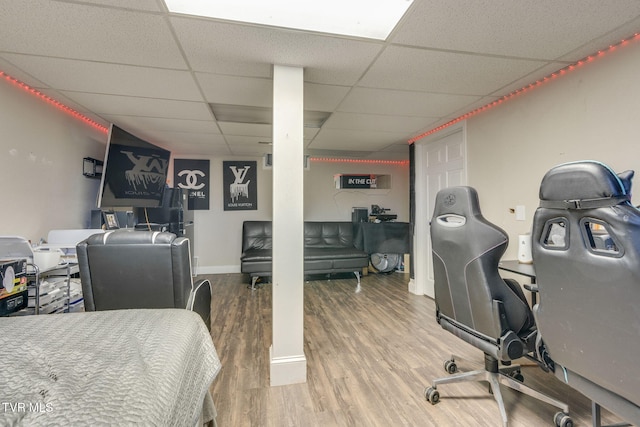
[204,272,625,427]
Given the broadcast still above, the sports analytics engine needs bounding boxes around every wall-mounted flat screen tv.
[97,124,171,208]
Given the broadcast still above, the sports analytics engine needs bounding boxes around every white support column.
[270,64,306,386]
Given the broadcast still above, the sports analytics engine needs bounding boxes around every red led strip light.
[0,74,407,164]
[408,33,640,144]
[0,71,108,134]
[310,157,409,165]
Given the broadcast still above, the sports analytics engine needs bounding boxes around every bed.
[0,308,221,426]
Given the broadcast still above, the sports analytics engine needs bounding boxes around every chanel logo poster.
[174,159,210,210]
[223,160,257,211]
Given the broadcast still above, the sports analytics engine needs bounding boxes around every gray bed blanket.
[0,309,221,426]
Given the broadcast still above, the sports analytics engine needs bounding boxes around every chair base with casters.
[425,353,572,427]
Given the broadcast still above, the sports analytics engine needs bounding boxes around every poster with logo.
[223,160,257,211]
[174,159,210,210]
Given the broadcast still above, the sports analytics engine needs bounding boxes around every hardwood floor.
[204,272,624,427]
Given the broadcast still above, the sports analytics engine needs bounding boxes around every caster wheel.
[554,412,573,427]
[509,370,524,382]
[424,387,440,404]
[444,359,457,374]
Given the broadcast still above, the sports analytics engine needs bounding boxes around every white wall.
[194,155,410,273]
[465,40,640,259]
[0,74,409,269]
[187,156,273,274]
[304,160,409,222]
[0,80,105,243]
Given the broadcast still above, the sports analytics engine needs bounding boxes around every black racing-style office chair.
[424,186,570,427]
[532,161,640,426]
[77,229,212,331]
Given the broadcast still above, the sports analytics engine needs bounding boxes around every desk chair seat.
[425,186,570,427]
[77,229,212,330]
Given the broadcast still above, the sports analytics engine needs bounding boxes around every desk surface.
[498,260,535,278]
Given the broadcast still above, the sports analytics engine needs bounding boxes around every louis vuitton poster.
[223,161,257,211]
[174,159,210,210]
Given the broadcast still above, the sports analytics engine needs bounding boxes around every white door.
[411,124,466,297]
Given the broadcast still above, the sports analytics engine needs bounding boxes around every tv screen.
[97,124,171,208]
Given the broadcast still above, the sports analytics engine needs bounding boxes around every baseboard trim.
[269,345,307,387]
[196,265,241,275]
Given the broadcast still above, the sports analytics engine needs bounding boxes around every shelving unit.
[23,262,81,315]
[0,236,83,316]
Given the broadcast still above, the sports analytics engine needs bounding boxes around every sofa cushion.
[241,260,272,274]
[303,259,333,271]
[333,256,369,270]
[304,247,367,260]
[242,221,272,252]
[304,222,355,248]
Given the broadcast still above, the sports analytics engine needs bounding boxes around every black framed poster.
[223,160,257,211]
[174,159,210,210]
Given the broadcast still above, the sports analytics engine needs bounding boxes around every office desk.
[498,260,538,305]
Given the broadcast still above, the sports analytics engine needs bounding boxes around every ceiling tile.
[309,128,411,151]
[381,143,411,153]
[339,87,480,117]
[392,0,640,60]
[68,0,163,12]
[360,46,551,95]
[170,17,384,85]
[101,115,220,134]
[224,135,273,146]
[324,112,433,134]
[133,130,228,151]
[0,0,187,69]
[558,17,640,61]
[2,0,636,162]
[490,62,573,96]
[2,55,202,101]
[218,122,272,138]
[197,73,273,106]
[0,57,50,89]
[303,83,350,112]
[58,92,212,122]
[36,88,109,125]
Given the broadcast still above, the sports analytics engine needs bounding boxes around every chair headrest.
[86,229,177,245]
[539,161,633,209]
[433,186,482,219]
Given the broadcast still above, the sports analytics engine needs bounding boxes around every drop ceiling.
[1,0,640,160]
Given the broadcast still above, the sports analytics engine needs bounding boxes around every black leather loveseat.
[241,221,369,290]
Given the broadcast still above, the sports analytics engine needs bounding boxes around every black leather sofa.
[241,221,369,289]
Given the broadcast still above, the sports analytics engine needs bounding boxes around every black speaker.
[352,207,368,223]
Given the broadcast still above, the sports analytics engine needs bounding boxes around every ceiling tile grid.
[0,0,638,159]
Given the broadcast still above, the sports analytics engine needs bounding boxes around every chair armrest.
[187,279,212,331]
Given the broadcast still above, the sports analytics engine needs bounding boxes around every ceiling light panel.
[164,0,414,40]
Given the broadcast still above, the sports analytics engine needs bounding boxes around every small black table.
[498,260,538,305]
[353,222,411,254]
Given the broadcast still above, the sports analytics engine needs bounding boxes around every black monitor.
[97,124,170,208]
